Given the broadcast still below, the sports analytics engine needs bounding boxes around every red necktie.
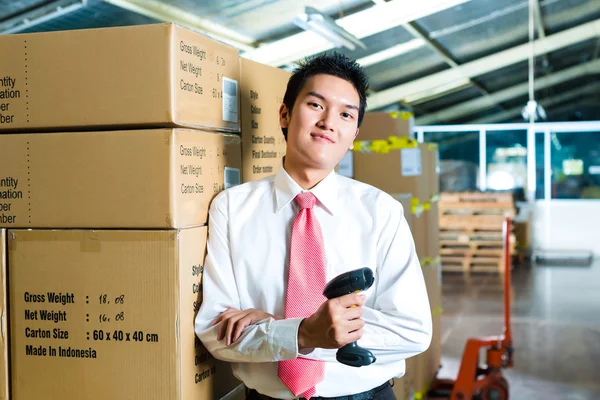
[278,192,326,399]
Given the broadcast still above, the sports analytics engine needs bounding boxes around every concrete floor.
[437,259,600,399]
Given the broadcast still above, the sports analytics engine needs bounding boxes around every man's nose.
[317,110,335,131]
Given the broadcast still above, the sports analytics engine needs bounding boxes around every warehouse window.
[485,130,527,193]
[550,132,600,199]
[535,132,546,200]
[424,131,479,192]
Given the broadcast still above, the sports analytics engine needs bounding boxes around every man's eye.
[309,102,322,109]
[342,112,353,119]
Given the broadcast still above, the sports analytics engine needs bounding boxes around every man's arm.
[302,200,433,363]
[194,193,303,363]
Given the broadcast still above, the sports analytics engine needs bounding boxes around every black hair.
[281,52,369,141]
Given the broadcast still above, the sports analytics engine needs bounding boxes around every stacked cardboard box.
[0,230,7,400]
[0,23,253,400]
[347,112,441,400]
[239,58,289,182]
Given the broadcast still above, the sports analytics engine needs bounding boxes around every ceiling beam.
[539,95,600,120]
[104,0,257,51]
[242,0,471,66]
[402,21,504,110]
[468,81,600,123]
[367,17,600,110]
[0,0,86,34]
[416,58,600,124]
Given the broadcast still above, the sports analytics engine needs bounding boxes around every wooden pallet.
[440,224,503,236]
[439,232,514,242]
[440,192,514,206]
[439,214,511,230]
[441,255,506,273]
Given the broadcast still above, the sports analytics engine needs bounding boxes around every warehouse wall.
[533,200,600,257]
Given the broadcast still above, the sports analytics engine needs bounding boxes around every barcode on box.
[222,77,238,123]
[224,167,240,189]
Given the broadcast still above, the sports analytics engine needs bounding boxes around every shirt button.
[279,350,286,357]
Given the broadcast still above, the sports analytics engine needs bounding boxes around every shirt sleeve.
[302,199,432,364]
[194,192,301,363]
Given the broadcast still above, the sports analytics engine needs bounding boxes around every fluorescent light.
[243,0,471,66]
[293,7,366,51]
[356,39,425,67]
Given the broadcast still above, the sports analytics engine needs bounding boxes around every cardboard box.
[0,129,241,228]
[353,144,429,203]
[412,213,428,263]
[8,227,240,400]
[391,193,413,230]
[410,311,441,398]
[0,23,240,133]
[358,112,414,141]
[426,144,440,196]
[240,58,289,182]
[391,376,412,400]
[426,201,441,262]
[0,230,7,400]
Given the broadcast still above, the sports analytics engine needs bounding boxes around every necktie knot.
[295,192,317,210]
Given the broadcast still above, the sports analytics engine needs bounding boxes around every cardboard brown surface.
[239,58,289,182]
[358,112,414,141]
[0,23,240,133]
[8,227,240,400]
[427,144,440,196]
[391,193,413,230]
[426,202,441,262]
[410,311,441,397]
[0,230,7,400]
[0,129,241,228]
[391,376,412,400]
[353,146,429,204]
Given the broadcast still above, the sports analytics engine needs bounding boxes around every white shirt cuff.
[268,317,303,360]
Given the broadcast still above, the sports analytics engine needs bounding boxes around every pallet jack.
[427,216,514,400]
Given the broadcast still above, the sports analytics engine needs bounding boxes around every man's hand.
[298,293,366,350]
[212,308,277,346]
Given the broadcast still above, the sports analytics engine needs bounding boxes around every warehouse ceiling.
[1,0,599,124]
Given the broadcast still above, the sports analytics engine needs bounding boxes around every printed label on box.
[401,148,421,176]
[222,77,238,123]
[224,167,241,189]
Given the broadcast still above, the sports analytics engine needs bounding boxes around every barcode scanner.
[322,267,376,367]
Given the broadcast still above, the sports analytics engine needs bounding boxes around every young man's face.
[280,74,360,171]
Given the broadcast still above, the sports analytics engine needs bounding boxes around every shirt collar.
[274,159,338,215]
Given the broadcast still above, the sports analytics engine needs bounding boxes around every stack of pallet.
[439,192,515,273]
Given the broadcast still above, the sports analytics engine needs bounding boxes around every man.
[195,52,432,400]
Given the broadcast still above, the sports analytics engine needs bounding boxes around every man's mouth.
[310,133,334,143]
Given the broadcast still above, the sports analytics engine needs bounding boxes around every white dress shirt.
[195,163,432,399]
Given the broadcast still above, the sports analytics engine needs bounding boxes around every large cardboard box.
[8,227,240,400]
[358,112,414,141]
[0,129,241,228]
[426,202,441,263]
[391,376,412,400]
[0,230,7,400]
[353,143,429,203]
[410,311,441,398]
[391,193,414,230]
[426,144,440,196]
[0,23,240,133]
[240,58,289,182]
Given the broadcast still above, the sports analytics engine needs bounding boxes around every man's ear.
[279,104,290,128]
[349,128,359,150]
